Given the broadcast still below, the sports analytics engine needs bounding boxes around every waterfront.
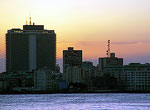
[0,93,150,110]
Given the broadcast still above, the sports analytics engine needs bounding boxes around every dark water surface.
[0,93,150,110]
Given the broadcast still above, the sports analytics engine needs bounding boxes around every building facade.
[63,47,82,73]
[98,53,123,71]
[120,63,150,91]
[34,68,62,91]
[64,66,90,86]
[6,24,56,72]
[98,53,123,77]
[0,71,34,92]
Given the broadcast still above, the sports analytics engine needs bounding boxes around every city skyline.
[0,0,150,72]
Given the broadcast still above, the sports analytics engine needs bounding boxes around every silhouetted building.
[98,53,123,71]
[82,61,94,78]
[63,47,82,73]
[120,63,150,91]
[0,71,34,92]
[6,24,56,72]
[92,74,118,90]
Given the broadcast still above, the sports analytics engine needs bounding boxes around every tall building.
[6,23,56,72]
[63,47,82,73]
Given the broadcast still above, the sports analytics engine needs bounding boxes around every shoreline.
[0,91,150,94]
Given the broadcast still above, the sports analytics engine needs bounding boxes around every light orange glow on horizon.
[0,0,150,62]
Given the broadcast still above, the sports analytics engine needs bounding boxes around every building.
[0,71,34,92]
[98,53,123,71]
[64,66,90,86]
[95,52,123,89]
[34,68,62,91]
[63,47,82,73]
[98,53,123,77]
[119,63,150,91]
[6,23,56,72]
[82,61,95,78]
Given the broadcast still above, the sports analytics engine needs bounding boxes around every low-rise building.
[99,53,123,69]
[34,68,62,91]
[0,71,34,92]
[64,66,90,86]
[120,63,150,91]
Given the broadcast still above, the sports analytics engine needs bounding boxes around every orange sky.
[0,0,150,72]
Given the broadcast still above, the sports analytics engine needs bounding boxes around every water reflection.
[0,93,150,110]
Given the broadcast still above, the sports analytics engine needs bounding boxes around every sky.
[0,0,150,72]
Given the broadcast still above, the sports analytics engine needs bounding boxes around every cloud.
[112,41,150,45]
[58,40,150,47]
[112,41,138,45]
[75,41,105,46]
[67,40,150,46]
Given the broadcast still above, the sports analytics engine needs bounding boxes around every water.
[0,93,150,110]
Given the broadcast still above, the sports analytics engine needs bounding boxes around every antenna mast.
[26,17,28,25]
[29,16,32,25]
[106,40,110,57]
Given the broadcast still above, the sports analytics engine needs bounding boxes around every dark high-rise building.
[6,23,56,72]
[63,47,82,73]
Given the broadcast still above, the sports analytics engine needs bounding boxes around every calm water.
[0,93,150,110]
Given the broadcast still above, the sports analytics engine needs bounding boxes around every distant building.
[34,68,62,91]
[120,63,150,91]
[34,69,51,91]
[82,61,94,78]
[0,71,34,92]
[93,66,103,77]
[64,66,90,86]
[98,53,123,71]
[95,52,124,89]
[63,47,82,73]
[98,53,123,77]
[6,23,56,72]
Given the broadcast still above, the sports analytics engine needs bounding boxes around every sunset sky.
[0,0,150,72]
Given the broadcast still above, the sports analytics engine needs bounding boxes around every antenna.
[106,40,110,57]
[29,16,32,25]
[26,17,28,25]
